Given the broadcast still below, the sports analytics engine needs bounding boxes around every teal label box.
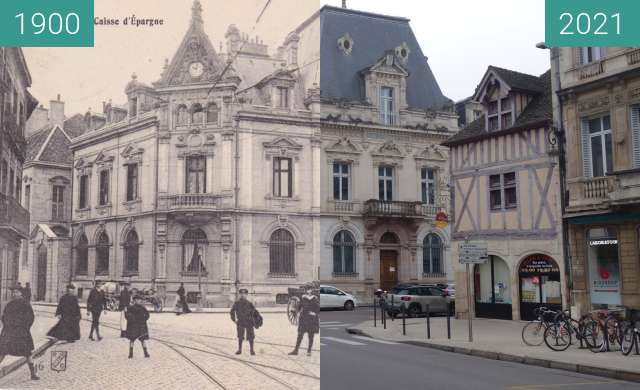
[0,0,94,47]
[546,0,640,47]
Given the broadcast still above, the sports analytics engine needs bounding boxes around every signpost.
[459,241,488,342]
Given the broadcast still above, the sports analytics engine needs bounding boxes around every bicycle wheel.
[522,321,545,346]
[590,322,606,353]
[621,325,636,356]
[544,322,572,351]
[604,316,622,350]
[580,318,601,350]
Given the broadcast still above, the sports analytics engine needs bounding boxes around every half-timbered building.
[444,66,565,320]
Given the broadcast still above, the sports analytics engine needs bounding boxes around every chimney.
[50,94,65,128]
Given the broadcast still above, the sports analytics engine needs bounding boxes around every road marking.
[508,381,621,389]
[351,336,398,345]
[322,337,366,346]
[320,323,352,328]
[320,321,342,325]
[324,328,340,330]
[320,343,327,347]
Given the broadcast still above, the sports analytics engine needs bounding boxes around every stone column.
[176,157,185,194]
[221,132,234,191]
[311,137,321,212]
[206,153,214,193]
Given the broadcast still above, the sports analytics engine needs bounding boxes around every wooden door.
[37,245,47,301]
[379,250,398,292]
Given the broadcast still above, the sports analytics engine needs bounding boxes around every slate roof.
[320,6,450,111]
[444,69,551,146]
[26,114,91,164]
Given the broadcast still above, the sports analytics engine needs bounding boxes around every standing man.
[289,284,319,356]
[47,284,81,343]
[230,288,259,355]
[0,287,39,380]
[119,283,131,338]
[23,282,32,303]
[87,281,107,341]
[176,282,191,315]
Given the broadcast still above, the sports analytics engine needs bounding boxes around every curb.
[346,327,640,383]
[0,338,56,380]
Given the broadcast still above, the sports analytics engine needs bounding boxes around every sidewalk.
[348,314,640,382]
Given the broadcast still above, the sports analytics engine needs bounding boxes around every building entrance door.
[379,250,398,292]
[37,245,47,301]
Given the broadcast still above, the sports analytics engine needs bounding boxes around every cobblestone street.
[0,306,320,390]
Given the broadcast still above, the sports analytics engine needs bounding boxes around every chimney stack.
[49,94,65,128]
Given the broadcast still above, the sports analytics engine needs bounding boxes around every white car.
[320,285,357,310]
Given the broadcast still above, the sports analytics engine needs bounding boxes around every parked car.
[320,285,357,310]
[441,283,455,299]
[385,285,453,317]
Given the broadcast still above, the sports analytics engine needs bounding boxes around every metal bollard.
[446,302,451,339]
[373,296,377,327]
[382,299,387,329]
[426,304,431,339]
[402,303,406,336]
[391,295,395,322]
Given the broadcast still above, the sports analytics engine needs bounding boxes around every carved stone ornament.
[577,96,610,113]
[414,144,447,161]
[337,33,354,56]
[395,42,411,64]
[263,136,303,160]
[326,137,361,155]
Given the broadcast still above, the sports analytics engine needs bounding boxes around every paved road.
[320,308,636,390]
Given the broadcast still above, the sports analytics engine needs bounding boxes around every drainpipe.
[233,116,240,300]
[152,118,159,290]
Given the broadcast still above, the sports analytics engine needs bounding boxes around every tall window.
[423,234,443,275]
[269,229,295,275]
[182,229,207,273]
[206,103,219,124]
[581,47,604,64]
[78,174,89,209]
[52,185,65,221]
[176,104,188,125]
[273,157,292,198]
[378,166,394,201]
[489,172,517,210]
[24,184,30,210]
[1,160,6,194]
[487,97,512,131]
[9,169,14,197]
[123,230,139,274]
[380,87,395,125]
[333,230,355,274]
[582,115,613,178]
[98,170,109,206]
[333,162,350,201]
[186,156,206,194]
[75,234,88,275]
[191,103,204,124]
[96,231,109,275]
[126,164,138,201]
[421,168,436,205]
[277,87,289,108]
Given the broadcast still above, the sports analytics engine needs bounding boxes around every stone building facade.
[0,48,37,310]
[310,6,459,304]
[554,47,640,314]
[444,67,565,321]
[69,1,320,306]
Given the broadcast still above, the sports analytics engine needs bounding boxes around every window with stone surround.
[421,168,436,205]
[277,87,289,109]
[123,230,139,275]
[125,164,139,201]
[380,86,395,125]
[269,229,295,276]
[182,228,207,275]
[78,174,89,209]
[423,233,443,276]
[191,103,204,124]
[96,231,109,275]
[98,170,109,206]
[333,162,350,201]
[581,114,613,178]
[273,157,292,198]
[378,166,394,201]
[186,156,206,194]
[206,103,219,124]
[333,230,355,275]
[52,185,65,221]
[75,234,89,276]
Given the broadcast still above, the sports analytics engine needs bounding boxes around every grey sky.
[322,0,549,102]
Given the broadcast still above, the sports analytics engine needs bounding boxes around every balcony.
[363,200,444,219]
[160,193,224,211]
[578,61,605,80]
[567,176,615,212]
[0,193,29,239]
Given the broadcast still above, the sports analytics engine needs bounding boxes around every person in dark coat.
[230,288,259,355]
[125,295,150,358]
[23,283,32,303]
[289,284,319,356]
[0,288,39,380]
[47,284,81,343]
[176,283,191,315]
[87,281,107,341]
[119,283,131,338]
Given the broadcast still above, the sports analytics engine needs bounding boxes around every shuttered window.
[631,106,640,168]
[581,115,612,177]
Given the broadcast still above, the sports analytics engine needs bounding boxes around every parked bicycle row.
[521,306,640,356]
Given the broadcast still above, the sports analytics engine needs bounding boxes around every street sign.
[459,242,488,264]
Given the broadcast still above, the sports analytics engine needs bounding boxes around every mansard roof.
[154,0,235,88]
[319,6,450,110]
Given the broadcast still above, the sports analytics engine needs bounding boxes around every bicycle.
[621,321,640,356]
[589,309,626,353]
[543,310,600,352]
[521,306,557,346]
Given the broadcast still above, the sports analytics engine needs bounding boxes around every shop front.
[519,254,562,321]
[474,255,512,320]
[586,227,621,308]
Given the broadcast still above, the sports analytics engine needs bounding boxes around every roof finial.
[342,0,347,8]
[192,0,203,24]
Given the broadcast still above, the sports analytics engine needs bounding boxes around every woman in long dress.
[0,288,39,380]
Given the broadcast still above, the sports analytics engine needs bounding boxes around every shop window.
[474,255,512,320]
[182,229,207,274]
[587,228,621,306]
[519,254,561,321]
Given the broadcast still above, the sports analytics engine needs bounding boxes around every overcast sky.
[323,0,549,102]
[24,0,549,115]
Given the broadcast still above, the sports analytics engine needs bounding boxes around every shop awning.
[564,212,640,225]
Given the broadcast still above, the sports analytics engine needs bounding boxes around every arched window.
[191,103,204,124]
[333,230,355,274]
[96,231,110,275]
[380,232,399,244]
[75,234,88,276]
[423,233,443,275]
[206,103,219,124]
[176,104,188,126]
[182,229,207,274]
[124,230,140,274]
[269,229,294,276]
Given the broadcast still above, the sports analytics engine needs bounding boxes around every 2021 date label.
[0,0,93,47]
[546,0,640,47]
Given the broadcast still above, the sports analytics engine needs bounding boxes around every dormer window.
[487,96,513,131]
[277,87,289,109]
[380,87,395,125]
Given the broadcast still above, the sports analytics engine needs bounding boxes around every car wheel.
[344,300,355,311]
[408,304,421,318]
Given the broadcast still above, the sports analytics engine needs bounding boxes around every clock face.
[189,62,204,78]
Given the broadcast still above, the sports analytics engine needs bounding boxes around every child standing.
[125,295,150,358]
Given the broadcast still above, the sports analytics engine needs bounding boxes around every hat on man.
[238,288,249,294]
[66,284,76,290]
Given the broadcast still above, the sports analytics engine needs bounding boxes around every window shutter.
[581,119,593,177]
[631,106,640,168]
